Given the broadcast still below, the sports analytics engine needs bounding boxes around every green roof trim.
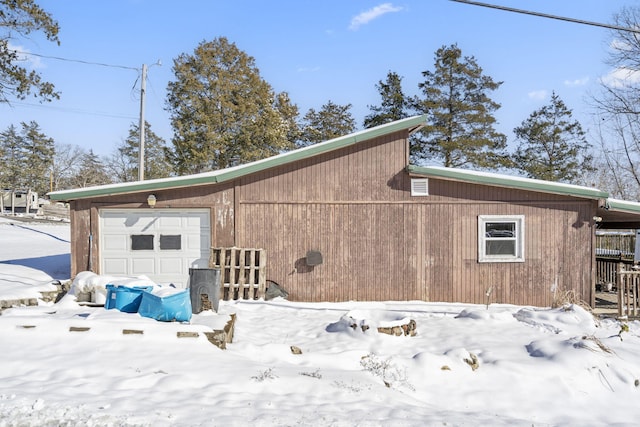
[49,116,426,201]
[605,198,640,214]
[407,165,609,200]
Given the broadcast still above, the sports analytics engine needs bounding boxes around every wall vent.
[411,178,429,196]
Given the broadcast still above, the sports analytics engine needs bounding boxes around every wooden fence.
[596,232,635,259]
[210,247,266,300]
[596,257,635,291]
[594,257,640,317]
[618,267,640,318]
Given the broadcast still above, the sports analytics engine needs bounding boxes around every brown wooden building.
[49,116,640,307]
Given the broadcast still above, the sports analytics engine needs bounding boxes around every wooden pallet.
[210,247,266,300]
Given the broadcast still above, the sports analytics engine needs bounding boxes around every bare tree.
[52,143,85,191]
[590,6,640,199]
[105,142,133,183]
[588,115,640,200]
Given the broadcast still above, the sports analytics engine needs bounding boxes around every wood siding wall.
[235,130,597,306]
[67,129,597,307]
[238,185,596,306]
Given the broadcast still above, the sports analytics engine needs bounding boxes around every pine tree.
[298,100,356,147]
[364,71,411,129]
[166,37,297,174]
[412,44,507,168]
[73,149,111,188]
[20,120,54,194]
[274,92,301,147]
[0,121,54,194]
[0,124,23,190]
[513,92,594,183]
[0,0,60,103]
[109,121,172,182]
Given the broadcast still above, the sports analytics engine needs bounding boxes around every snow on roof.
[605,198,640,214]
[408,165,609,200]
[49,116,427,201]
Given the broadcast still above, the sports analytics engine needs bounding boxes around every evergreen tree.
[165,37,296,174]
[20,120,54,194]
[109,121,172,182]
[364,71,411,129]
[0,124,23,189]
[73,149,111,188]
[274,91,301,146]
[0,121,54,194]
[412,44,507,168]
[0,0,60,103]
[0,129,4,187]
[513,92,594,183]
[298,100,356,147]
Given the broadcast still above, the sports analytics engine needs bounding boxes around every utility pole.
[138,63,148,181]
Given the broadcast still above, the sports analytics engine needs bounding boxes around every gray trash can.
[189,268,221,313]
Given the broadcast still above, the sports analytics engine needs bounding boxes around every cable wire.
[11,50,139,71]
[450,0,640,34]
[6,101,138,120]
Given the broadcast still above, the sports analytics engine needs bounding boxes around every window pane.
[160,234,181,250]
[131,234,154,250]
[486,240,516,256]
[485,222,515,237]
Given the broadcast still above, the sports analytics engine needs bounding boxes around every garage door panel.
[159,216,182,228]
[103,234,127,251]
[186,214,207,227]
[102,215,128,227]
[186,233,209,250]
[158,258,183,274]
[137,218,158,233]
[103,258,128,275]
[131,258,156,275]
[199,232,211,249]
[100,209,210,288]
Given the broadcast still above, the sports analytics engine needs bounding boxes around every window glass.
[485,222,515,238]
[486,240,516,256]
[160,234,181,250]
[131,234,154,250]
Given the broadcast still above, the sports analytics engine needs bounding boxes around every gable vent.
[411,178,429,196]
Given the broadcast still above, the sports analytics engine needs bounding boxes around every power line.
[6,101,138,120]
[12,49,139,71]
[450,0,640,34]
[5,51,153,121]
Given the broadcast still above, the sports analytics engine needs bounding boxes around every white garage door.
[99,209,210,287]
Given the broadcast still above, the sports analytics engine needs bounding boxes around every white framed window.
[478,215,525,263]
[411,178,429,196]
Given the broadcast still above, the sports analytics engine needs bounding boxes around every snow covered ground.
[1,215,640,426]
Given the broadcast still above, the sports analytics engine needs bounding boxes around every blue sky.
[0,1,633,158]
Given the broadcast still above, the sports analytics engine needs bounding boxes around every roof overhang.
[407,165,609,199]
[409,165,640,230]
[598,199,640,230]
[49,115,427,202]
